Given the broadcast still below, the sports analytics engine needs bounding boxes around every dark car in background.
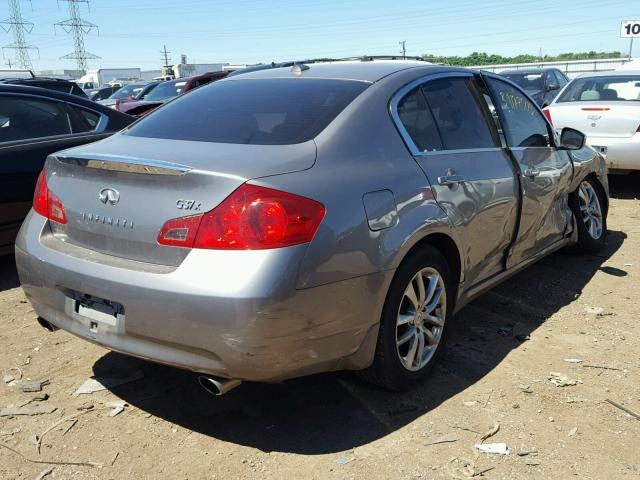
[118,72,229,116]
[499,68,569,107]
[0,77,88,98]
[85,85,121,101]
[0,85,134,254]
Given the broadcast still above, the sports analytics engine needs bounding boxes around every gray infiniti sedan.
[15,60,608,394]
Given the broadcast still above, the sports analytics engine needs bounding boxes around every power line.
[54,0,100,73]
[1,0,38,70]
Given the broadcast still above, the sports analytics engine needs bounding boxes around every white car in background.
[543,71,640,173]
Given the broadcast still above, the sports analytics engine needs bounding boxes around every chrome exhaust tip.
[198,375,242,396]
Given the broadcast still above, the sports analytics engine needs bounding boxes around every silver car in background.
[16,60,609,394]
[543,70,640,173]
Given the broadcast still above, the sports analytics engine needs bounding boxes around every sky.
[0,0,639,72]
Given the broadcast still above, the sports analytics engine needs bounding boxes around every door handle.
[437,174,465,186]
[523,167,540,178]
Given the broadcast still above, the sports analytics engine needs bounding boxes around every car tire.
[567,177,607,253]
[359,246,453,391]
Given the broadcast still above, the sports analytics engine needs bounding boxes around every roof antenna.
[291,62,310,74]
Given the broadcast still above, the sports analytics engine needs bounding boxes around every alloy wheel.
[578,181,603,240]
[396,267,446,372]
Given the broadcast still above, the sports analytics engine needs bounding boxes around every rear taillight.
[33,170,67,224]
[542,108,553,125]
[157,184,325,250]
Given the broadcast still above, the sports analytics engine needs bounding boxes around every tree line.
[421,51,624,66]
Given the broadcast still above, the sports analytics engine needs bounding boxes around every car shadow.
[0,254,19,292]
[92,226,626,455]
[609,172,640,200]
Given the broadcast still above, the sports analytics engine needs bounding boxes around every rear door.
[484,76,573,267]
[393,73,518,286]
[0,94,110,250]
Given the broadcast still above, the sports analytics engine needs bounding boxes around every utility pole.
[630,37,634,60]
[399,40,406,59]
[1,0,37,70]
[55,0,100,74]
[160,45,171,67]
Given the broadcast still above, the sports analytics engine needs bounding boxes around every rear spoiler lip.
[53,153,192,176]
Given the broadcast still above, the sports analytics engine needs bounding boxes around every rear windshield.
[125,78,368,145]
[557,75,640,102]
[145,80,187,101]
[110,83,146,99]
[502,73,544,91]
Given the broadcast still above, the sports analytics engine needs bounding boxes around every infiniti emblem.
[99,187,120,205]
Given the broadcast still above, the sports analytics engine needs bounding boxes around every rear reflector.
[157,214,202,247]
[33,170,67,224]
[158,184,326,250]
[542,108,552,125]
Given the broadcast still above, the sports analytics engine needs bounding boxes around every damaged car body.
[15,61,609,393]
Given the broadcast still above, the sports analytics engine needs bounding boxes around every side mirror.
[547,83,559,92]
[559,127,586,150]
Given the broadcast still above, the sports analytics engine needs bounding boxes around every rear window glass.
[558,75,640,102]
[125,78,368,145]
[0,96,71,142]
[145,81,187,101]
[110,84,147,99]
[502,73,544,92]
[421,78,497,150]
[397,87,443,152]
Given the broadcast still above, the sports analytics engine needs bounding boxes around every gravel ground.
[1,175,638,480]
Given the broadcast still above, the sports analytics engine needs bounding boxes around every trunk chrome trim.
[54,154,192,176]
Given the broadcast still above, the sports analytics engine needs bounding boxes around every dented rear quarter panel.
[249,67,462,291]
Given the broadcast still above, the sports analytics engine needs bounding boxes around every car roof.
[0,84,133,118]
[500,68,556,75]
[0,76,76,84]
[108,82,144,89]
[576,70,640,78]
[227,60,439,83]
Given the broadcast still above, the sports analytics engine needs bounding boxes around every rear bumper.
[587,134,640,171]
[16,211,391,382]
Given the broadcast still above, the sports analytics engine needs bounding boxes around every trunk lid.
[45,134,316,266]
[548,102,640,138]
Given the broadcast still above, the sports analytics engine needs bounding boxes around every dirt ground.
[1,175,639,480]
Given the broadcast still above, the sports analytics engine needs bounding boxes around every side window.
[545,71,556,87]
[476,79,504,145]
[486,78,551,148]
[0,96,71,142]
[67,105,101,133]
[554,71,568,86]
[421,77,497,150]
[396,87,443,152]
